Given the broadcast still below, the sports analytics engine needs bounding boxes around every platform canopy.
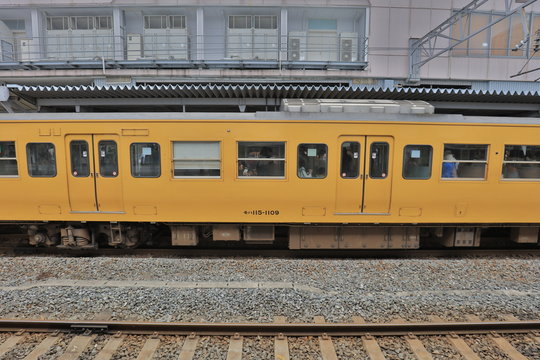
[2,83,540,116]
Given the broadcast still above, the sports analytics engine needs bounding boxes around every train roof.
[1,112,540,125]
[0,99,539,125]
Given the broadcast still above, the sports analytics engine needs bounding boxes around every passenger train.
[1,99,539,249]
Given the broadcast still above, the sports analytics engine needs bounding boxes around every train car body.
[1,102,540,249]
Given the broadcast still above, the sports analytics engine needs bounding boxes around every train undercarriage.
[9,222,540,250]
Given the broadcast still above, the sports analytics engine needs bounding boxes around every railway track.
[0,316,538,359]
[1,245,540,259]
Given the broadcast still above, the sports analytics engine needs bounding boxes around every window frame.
[501,144,540,181]
[339,141,360,179]
[450,10,530,58]
[172,141,222,179]
[130,142,161,178]
[298,143,328,179]
[69,140,90,178]
[441,143,489,181]
[402,144,433,180]
[237,141,286,179]
[97,140,119,178]
[26,142,57,178]
[0,141,18,178]
[369,142,389,179]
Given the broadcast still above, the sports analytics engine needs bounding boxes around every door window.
[70,140,90,177]
[340,142,360,178]
[98,140,118,177]
[370,142,389,179]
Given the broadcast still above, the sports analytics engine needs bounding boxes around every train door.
[65,134,124,212]
[335,136,393,214]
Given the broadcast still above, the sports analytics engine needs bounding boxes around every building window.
[502,145,540,180]
[254,15,278,29]
[451,12,528,57]
[131,143,161,178]
[228,15,252,29]
[238,142,285,178]
[144,15,185,30]
[308,19,338,31]
[46,16,112,31]
[0,141,18,176]
[442,144,488,180]
[370,142,389,179]
[27,143,56,177]
[298,143,327,179]
[340,142,359,179]
[403,145,432,180]
[47,17,69,31]
[173,141,221,178]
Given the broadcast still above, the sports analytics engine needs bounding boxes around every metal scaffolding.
[408,0,538,82]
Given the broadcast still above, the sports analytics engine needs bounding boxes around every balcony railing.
[0,33,368,70]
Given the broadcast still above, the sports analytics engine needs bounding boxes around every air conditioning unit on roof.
[340,32,358,62]
[288,31,306,61]
[127,33,141,60]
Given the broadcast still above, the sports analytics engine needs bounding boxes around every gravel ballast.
[0,256,537,323]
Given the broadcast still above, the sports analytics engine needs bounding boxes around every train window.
[403,145,432,180]
[340,142,359,178]
[27,143,56,177]
[370,142,389,179]
[70,141,90,177]
[298,143,327,179]
[173,141,221,178]
[238,142,285,178]
[98,140,118,177]
[131,143,161,178]
[502,145,540,180]
[0,141,18,177]
[442,144,488,180]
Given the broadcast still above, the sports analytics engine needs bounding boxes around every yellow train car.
[1,100,539,249]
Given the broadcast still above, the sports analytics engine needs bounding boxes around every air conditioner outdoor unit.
[19,39,35,61]
[226,28,253,59]
[253,28,278,60]
[340,32,358,62]
[168,28,188,60]
[288,31,306,61]
[45,30,70,59]
[127,33,142,60]
[143,28,188,60]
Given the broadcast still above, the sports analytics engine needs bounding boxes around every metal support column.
[280,8,288,66]
[196,8,204,61]
[113,8,124,61]
[30,9,43,61]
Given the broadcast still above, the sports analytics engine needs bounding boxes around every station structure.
[0,0,539,115]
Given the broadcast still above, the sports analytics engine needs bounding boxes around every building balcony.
[0,33,368,71]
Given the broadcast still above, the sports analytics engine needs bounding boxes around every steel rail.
[2,247,540,259]
[0,319,538,336]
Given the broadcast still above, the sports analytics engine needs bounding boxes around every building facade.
[0,0,539,113]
